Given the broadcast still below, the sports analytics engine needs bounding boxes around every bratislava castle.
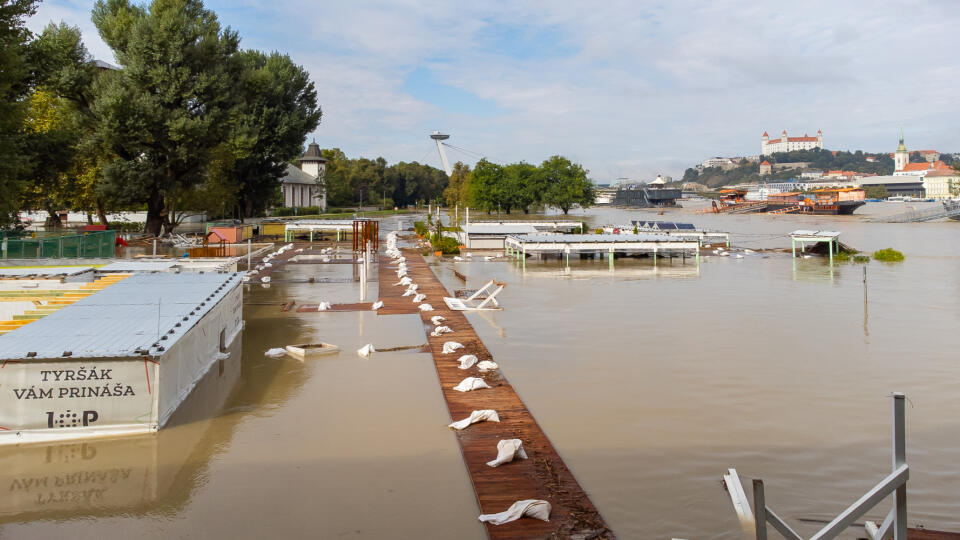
[761,129,823,155]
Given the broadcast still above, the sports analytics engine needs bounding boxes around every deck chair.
[443,280,505,311]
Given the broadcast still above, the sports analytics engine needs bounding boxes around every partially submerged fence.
[1,230,116,259]
[723,393,909,540]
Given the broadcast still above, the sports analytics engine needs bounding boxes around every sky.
[27,0,960,183]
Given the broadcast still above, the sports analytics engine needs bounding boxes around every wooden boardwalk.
[378,250,613,539]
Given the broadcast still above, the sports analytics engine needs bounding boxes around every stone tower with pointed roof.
[894,130,909,172]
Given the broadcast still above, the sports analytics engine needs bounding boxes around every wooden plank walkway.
[378,250,614,539]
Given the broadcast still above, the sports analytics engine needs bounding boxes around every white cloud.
[28,0,960,181]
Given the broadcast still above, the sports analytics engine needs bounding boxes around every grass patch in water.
[873,248,905,262]
[853,255,870,263]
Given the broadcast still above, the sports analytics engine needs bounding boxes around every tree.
[504,162,539,214]
[539,155,595,214]
[0,0,39,226]
[443,161,471,208]
[469,159,506,213]
[18,22,98,227]
[91,0,243,236]
[228,50,321,219]
[864,185,889,199]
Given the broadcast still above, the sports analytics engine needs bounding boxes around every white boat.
[284,342,340,359]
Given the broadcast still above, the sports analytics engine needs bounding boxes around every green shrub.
[873,248,904,262]
[853,255,870,263]
[273,207,295,217]
[431,235,460,254]
[413,221,428,236]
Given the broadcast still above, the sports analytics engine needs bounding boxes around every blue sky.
[28,0,960,182]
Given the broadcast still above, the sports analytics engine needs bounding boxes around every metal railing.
[723,393,908,540]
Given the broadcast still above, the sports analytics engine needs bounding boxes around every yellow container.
[261,222,286,238]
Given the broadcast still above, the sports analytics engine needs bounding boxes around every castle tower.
[894,130,908,172]
[761,131,769,155]
[817,129,823,149]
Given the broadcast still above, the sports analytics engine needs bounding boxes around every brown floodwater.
[1,206,958,539]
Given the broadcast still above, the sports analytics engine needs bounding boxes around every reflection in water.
[0,336,244,523]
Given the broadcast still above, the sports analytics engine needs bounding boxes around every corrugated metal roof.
[508,233,683,243]
[0,272,241,361]
[97,261,177,272]
[464,224,538,234]
[0,267,95,277]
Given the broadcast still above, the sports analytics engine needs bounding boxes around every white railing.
[723,393,908,540]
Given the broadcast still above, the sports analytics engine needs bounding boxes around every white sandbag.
[248,269,258,275]
[477,360,499,372]
[453,377,491,392]
[413,293,426,303]
[453,256,463,261]
[744,249,754,254]
[396,277,412,286]
[430,315,446,325]
[242,275,251,282]
[442,342,464,354]
[317,302,332,311]
[448,409,499,430]
[484,256,495,261]
[478,500,550,525]
[418,303,434,312]
[406,283,418,292]
[371,301,384,310]
[457,354,478,369]
[357,344,375,357]
[430,325,453,337]
[264,348,287,358]
[261,276,271,283]
[486,439,528,467]
[264,262,273,268]
[402,289,415,297]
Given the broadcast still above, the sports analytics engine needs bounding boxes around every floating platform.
[377,250,614,539]
[504,233,701,269]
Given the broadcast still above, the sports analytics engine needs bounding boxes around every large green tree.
[19,22,98,227]
[469,159,507,213]
[0,0,39,226]
[443,161,471,208]
[227,50,321,219]
[539,155,595,214]
[91,0,243,236]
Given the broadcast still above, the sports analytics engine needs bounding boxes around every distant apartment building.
[761,129,823,155]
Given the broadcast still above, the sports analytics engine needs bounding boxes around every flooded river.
[1,206,958,538]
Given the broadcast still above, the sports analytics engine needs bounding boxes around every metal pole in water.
[753,479,767,540]
[247,238,251,270]
[153,238,157,256]
[893,392,907,540]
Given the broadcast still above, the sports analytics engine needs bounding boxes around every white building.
[761,129,823,155]
[280,141,327,210]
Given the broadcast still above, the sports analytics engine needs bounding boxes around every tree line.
[442,156,596,214]
[1,0,320,236]
[319,149,448,209]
